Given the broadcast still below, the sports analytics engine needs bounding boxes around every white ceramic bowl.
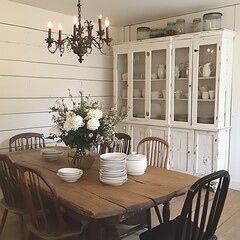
[126,159,147,175]
[58,168,82,176]
[100,153,126,161]
[40,149,64,161]
[126,153,147,161]
[57,168,83,183]
[57,173,82,183]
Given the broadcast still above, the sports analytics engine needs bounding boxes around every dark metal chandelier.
[45,0,112,63]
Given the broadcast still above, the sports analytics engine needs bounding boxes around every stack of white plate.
[57,168,83,183]
[40,148,64,161]
[99,153,127,186]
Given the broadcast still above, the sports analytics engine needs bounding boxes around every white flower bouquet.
[48,91,127,156]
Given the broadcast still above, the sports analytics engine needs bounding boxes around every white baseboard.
[230,180,240,190]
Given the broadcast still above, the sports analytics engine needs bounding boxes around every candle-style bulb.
[105,17,110,28]
[73,16,78,25]
[48,21,53,29]
[58,24,62,42]
[98,14,102,33]
[47,22,52,40]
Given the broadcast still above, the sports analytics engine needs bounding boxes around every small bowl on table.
[57,168,83,183]
[40,148,64,161]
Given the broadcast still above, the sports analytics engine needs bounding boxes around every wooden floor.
[1,189,240,240]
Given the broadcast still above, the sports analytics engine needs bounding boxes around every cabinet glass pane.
[197,44,217,124]
[150,49,166,120]
[133,52,145,118]
[117,54,128,114]
[174,47,189,122]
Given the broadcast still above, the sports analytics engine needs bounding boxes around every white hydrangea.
[50,124,61,137]
[87,118,100,131]
[87,109,103,120]
[63,113,83,131]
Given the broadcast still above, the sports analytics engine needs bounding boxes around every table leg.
[162,201,170,222]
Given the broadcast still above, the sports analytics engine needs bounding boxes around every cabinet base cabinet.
[194,129,229,177]
[170,128,194,174]
[169,128,230,177]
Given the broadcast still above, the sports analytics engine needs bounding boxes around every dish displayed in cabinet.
[174,114,188,122]
[197,116,214,124]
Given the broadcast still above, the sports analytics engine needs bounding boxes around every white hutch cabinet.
[113,29,234,177]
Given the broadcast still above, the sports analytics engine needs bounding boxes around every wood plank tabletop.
[6,147,198,220]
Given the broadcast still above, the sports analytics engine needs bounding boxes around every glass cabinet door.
[193,40,218,126]
[150,49,167,121]
[132,51,146,119]
[116,53,128,116]
[171,40,192,126]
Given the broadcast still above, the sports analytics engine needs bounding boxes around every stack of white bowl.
[57,168,83,183]
[126,153,147,175]
[40,148,64,161]
[99,153,127,186]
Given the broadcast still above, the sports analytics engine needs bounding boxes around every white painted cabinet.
[114,29,234,176]
[170,128,194,174]
[170,128,230,176]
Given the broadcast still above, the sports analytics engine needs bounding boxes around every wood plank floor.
[0,189,240,240]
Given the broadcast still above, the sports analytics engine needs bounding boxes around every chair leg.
[18,214,25,240]
[0,208,8,235]
[154,206,163,224]
[163,201,170,222]
[146,209,151,230]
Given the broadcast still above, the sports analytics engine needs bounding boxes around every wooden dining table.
[6,147,198,240]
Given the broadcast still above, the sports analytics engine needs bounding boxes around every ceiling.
[9,0,240,27]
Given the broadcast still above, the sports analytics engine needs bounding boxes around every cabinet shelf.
[151,98,166,101]
[198,77,216,80]
[175,77,188,81]
[151,78,166,81]
[133,97,144,100]
[120,80,128,82]
[198,99,215,102]
[133,79,145,82]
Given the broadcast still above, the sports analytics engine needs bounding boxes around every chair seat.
[140,216,218,240]
[1,198,25,215]
[140,216,179,240]
[26,211,82,240]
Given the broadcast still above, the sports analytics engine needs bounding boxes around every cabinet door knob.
[146,112,149,116]
[194,49,199,52]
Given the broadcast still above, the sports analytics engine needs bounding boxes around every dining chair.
[137,136,170,228]
[0,154,25,240]
[15,163,83,240]
[136,136,169,168]
[99,133,131,155]
[9,132,46,152]
[139,170,230,240]
[115,133,131,154]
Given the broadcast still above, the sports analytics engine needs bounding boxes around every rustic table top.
[7,147,198,221]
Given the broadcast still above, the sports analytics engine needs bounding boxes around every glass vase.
[68,148,97,170]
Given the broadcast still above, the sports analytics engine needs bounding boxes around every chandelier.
[45,0,112,63]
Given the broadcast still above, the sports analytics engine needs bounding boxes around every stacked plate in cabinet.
[99,153,127,186]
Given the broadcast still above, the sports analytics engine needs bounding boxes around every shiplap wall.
[0,0,120,152]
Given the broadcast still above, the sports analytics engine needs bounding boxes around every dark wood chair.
[99,133,131,155]
[140,170,230,240]
[137,136,170,228]
[115,133,131,154]
[9,132,46,152]
[0,154,25,239]
[15,163,83,240]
